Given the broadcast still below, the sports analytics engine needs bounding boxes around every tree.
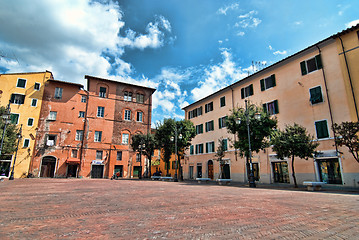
[214,137,227,179]
[271,123,319,188]
[332,121,359,164]
[131,133,156,177]
[0,106,18,156]
[227,102,277,179]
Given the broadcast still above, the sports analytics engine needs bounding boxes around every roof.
[182,24,359,110]
[0,70,53,76]
[85,75,156,93]
[48,79,84,88]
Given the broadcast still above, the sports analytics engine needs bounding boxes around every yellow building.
[0,71,53,178]
[151,149,181,177]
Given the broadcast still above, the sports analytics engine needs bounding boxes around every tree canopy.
[332,121,359,164]
[0,106,19,157]
[131,133,156,177]
[271,123,319,187]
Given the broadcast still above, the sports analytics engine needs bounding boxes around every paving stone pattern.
[0,179,358,239]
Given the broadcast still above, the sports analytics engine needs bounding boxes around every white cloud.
[217,3,239,15]
[0,0,173,84]
[237,32,245,36]
[345,19,359,28]
[273,50,287,55]
[268,45,273,50]
[294,21,303,25]
[235,10,261,29]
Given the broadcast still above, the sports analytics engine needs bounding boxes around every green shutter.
[300,61,307,75]
[10,94,15,103]
[274,100,279,114]
[315,120,329,139]
[249,84,254,96]
[223,139,228,151]
[315,54,322,69]
[271,74,276,87]
[241,88,245,99]
[11,114,18,124]
[218,118,222,129]
[206,142,209,153]
[263,103,267,113]
[260,79,265,91]
[190,145,194,155]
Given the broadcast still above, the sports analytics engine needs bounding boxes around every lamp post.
[0,102,11,156]
[9,124,22,180]
[236,99,260,188]
[170,128,182,182]
[139,143,145,179]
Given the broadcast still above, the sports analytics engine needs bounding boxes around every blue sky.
[0,0,358,126]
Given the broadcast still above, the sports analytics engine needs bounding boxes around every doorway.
[91,165,104,178]
[67,164,78,178]
[133,166,142,178]
[207,160,214,179]
[317,158,342,184]
[114,165,123,177]
[272,161,289,183]
[221,163,230,179]
[40,156,56,178]
[196,164,202,178]
[189,166,194,179]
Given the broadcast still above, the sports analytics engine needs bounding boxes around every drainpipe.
[79,90,89,177]
[316,45,339,156]
[229,86,238,163]
[338,36,359,121]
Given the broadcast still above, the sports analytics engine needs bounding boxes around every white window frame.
[10,113,20,125]
[124,109,131,121]
[79,111,85,118]
[27,118,34,127]
[122,133,129,144]
[94,131,102,142]
[71,149,78,158]
[34,82,41,91]
[16,78,27,88]
[137,111,143,122]
[11,93,25,105]
[31,98,38,107]
[96,150,103,160]
[48,111,57,121]
[75,130,84,141]
[23,138,30,148]
[97,106,104,117]
[81,96,87,103]
[54,87,63,99]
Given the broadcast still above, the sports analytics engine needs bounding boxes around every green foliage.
[332,121,359,163]
[271,123,319,187]
[0,106,19,156]
[214,137,227,179]
[131,133,156,177]
[227,103,277,158]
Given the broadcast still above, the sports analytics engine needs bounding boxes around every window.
[136,93,144,103]
[252,163,260,181]
[205,120,214,132]
[137,111,143,122]
[54,87,63,99]
[260,75,276,91]
[220,96,226,107]
[190,145,194,155]
[10,113,19,124]
[117,151,122,160]
[122,133,129,144]
[27,118,34,126]
[188,107,203,119]
[195,144,204,154]
[76,130,84,141]
[315,120,329,139]
[94,131,102,142]
[31,99,37,107]
[124,91,132,101]
[136,153,141,162]
[205,102,213,113]
[71,149,78,158]
[79,111,85,118]
[309,86,323,104]
[222,139,228,151]
[16,78,26,88]
[99,87,106,98]
[34,82,40,91]
[22,139,30,148]
[10,94,25,104]
[81,96,87,103]
[46,135,56,146]
[96,150,103,160]
[97,106,104,117]
[300,54,322,75]
[206,141,215,153]
[124,109,131,121]
[263,100,279,115]
[241,84,254,99]
[48,111,57,121]
[218,116,228,129]
[196,124,203,134]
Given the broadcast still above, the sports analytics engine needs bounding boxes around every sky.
[0,0,358,126]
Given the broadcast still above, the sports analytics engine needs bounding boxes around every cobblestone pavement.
[0,179,358,240]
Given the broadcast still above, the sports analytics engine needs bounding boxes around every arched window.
[136,111,143,122]
[124,109,131,121]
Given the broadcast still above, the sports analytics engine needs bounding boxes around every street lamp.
[0,102,11,156]
[9,124,22,180]
[139,143,145,179]
[236,99,261,188]
[170,128,182,182]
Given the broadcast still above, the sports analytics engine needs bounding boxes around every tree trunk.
[291,155,298,188]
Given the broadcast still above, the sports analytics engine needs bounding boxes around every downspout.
[79,90,89,177]
[229,86,238,162]
[338,36,359,121]
[315,45,339,156]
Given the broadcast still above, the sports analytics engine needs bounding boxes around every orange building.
[30,76,155,178]
[182,24,359,187]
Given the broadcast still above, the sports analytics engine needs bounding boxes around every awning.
[66,158,80,164]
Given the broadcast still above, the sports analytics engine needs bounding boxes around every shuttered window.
[315,120,329,139]
[300,54,323,75]
[309,86,323,104]
[260,75,276,91]
[241,84,254,99]
[263,100,279,115]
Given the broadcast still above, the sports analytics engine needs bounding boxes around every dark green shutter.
[260,79,265,91]
[249,84,254,96]
[271,74,276,87]
[300,61,307,75]
[263,104,267,113]
[206,142,209,153]
[223,139,228,151]
[10,94,15,103]
[241,88,245,99]
[315,120,329,139]
[218,118,222,129]
[315,54,322,69]
[274,100,279,114]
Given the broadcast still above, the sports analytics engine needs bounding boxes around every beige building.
[183,25,359,187]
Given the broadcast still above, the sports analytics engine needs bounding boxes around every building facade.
[0,71,53,178]
[30,75,156,179]
[182,25,359,187]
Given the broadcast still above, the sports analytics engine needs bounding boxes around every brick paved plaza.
[0,179,358,239]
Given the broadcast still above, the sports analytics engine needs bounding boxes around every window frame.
[34,82,41,91]
[124,109,131,121]
[136,93,144,103]
[16,78,26,88]
[196,124,203,134]
[75,130,84,141]
[205,120,214,132]
[218,116,228,129]
[79,111,85,118]
[23,139,30,148]
[263,100,279,115]
[81,96,87,103]
[97,106,105,118]
[300,54,323,75]
[124,91,132,101]
[31,98,38,107]
[136,111,143,122]
[27,118,34,127]
[96,150,103,160]
[315,120,330,139]
[309,86,323,105]
[260,74,276,91]
[122,133,129,145]
[10,113,19,125]
[54,87,63,99]
[48,111,57,121]
[99,87,107,98]
[71,149,78,158]
[205,102,214,113]
[241,84,254,99]
[205,141,215,153]
[116,151,123,161]
[10,93,25,105]
[46,134,57,147]
[94,131,102,142]
[220,96,226,107]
